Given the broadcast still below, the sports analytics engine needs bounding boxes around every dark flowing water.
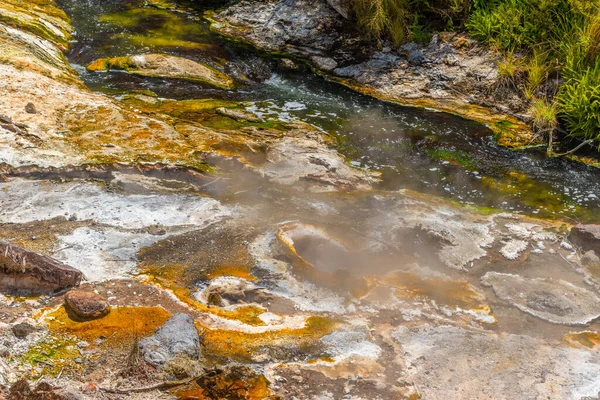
[58,0,600,222]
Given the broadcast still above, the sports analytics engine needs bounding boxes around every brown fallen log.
[0,241,82,295]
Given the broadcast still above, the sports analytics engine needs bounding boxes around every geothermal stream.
[1,0,600,398]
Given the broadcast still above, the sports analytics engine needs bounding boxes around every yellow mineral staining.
[47,305,172,344]
[141,264,267,326]
[173,367,271,399]
[564,331,600,350]
[200,316,337,362]
[0,0,73,49]
[87,54,235,89]
[139,98,243,118]
[382,271,493,317]
[59,94,293,171]
[208,265,258,281]
[0,0,77,83]
[0,24,77,82]
[307,355,335,364]
[566,154,600,169]
[59,104,217,172]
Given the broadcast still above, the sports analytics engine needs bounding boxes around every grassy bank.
[351,0,600,154]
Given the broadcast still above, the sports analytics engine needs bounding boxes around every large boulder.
[64,290,110,320]
[87,54,235,89]
[139,313,200,367]
[569,224,600,254]
[0,241,82,295]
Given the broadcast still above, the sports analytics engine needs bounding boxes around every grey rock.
[311,55,338,71]
[214,0,370,66]
[139,313,200,367]
[408,49,428,66]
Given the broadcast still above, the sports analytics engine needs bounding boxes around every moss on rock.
[87,54,235,89]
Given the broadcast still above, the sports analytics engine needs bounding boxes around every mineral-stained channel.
[0,0,600,399]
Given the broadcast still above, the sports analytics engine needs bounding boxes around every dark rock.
[8,380,88,400]
[0,114,12,124]
[0,124,24,134]
[207,292,223,306]
[408,49,428,66]
[12,322,36,339]
[570,224,600,254]
[224,56,271,84]
[24,103,37,114]
[0,241,82,295]
[8,379,32,399]
[139,313,201,367]
[64,290,110,320]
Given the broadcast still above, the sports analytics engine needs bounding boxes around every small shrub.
[352,0,410,45]
[531,97,558,133]
[524,50,549,99]
[557,63,600,143]
[497,51,525,78]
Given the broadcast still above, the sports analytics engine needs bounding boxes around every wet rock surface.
[64,290,110,320]
[87,53,235,89]
[212,0,531,144]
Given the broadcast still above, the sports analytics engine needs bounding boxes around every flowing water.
[58,0,600,223]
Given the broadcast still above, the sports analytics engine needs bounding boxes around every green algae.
[87,54,235,89]
[98,7,213,52]
[426,148,477,170]
[127,97,289,132]
[480,171,584,219]
[21,336,80,377]
[0,0,73,49]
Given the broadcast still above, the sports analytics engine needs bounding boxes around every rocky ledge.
[210,0,532,147]
[0,241,81,295]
